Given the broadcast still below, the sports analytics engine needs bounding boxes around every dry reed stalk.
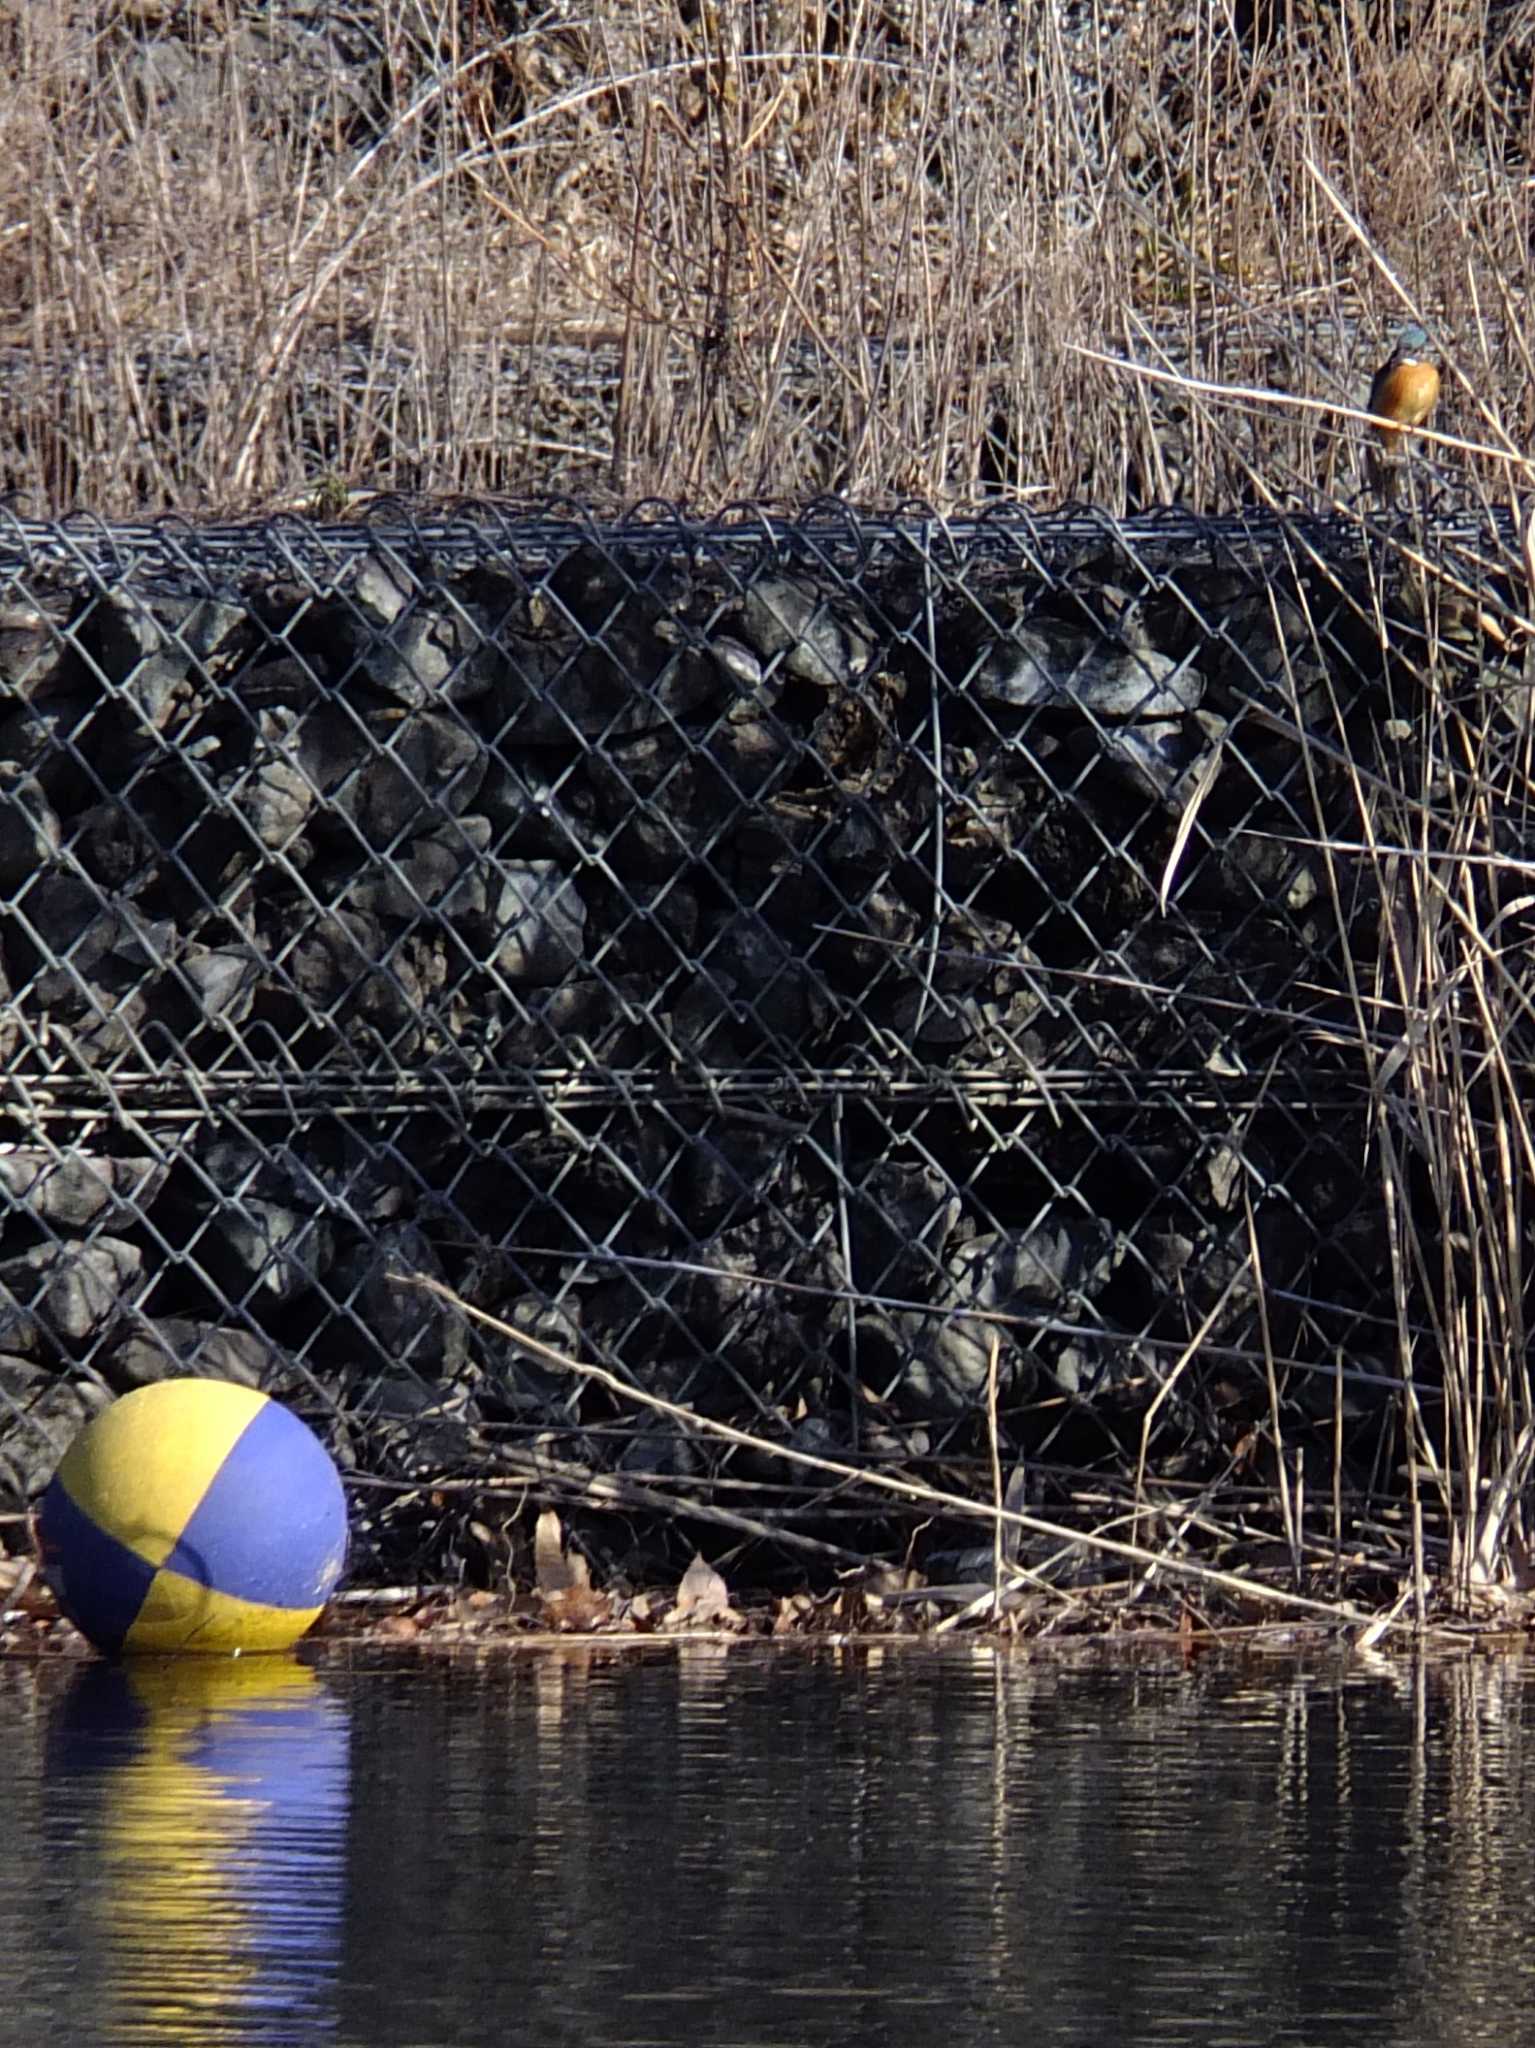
[985,1329,1003,1620]
[1246,1182,1300,1588]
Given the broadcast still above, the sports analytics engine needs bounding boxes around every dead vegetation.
[1,0,1532,514]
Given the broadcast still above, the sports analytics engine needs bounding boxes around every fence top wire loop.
[0,499,1516,586]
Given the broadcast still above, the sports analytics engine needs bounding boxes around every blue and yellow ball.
[39,1379,348,1656]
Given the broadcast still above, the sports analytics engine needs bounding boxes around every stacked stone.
[0,512,1428,1530]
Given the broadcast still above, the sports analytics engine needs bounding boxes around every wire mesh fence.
[0,498,1526,1587]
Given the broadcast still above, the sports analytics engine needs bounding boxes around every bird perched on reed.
[1364,324,1440,503]
[1367,325,1440,448]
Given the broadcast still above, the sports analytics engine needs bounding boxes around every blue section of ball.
[163,1398,349,1610]
[39,1477,158,1657]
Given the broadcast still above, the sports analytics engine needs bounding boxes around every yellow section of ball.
[53,1380,270,1570]
[126,1566,325,1656]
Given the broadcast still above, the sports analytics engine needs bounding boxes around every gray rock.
[180,944,257,1024]
[234,708,318,848]
[350,552,413,627]
[343,712,486,846]
[467,554,723,742]
[1202,1142,1246,1212]
[947,1223,1120,1312]
[333,1223,467,1377]
[348,816,494,921]
[616,1427,705,1478]
[20,874,177,1056]
[681,1205,843,1393]
[584,721,795,877]
[708,906,835,1044]
[70,594,189,730]
[887,926,1047,1052]
[25,872,175,984]
[479,1297,582,1419]
[977,623,1204,717]
[0,766,59,884]
[0,1358,107,1505]
[0,1151,167,1231]
[740,575,876,687]
[1219,589,1329,720]
[0,610,64,698]
[1076,646,1205,718]
[847,1161,962,1296]
[72,798,161,893]
[177,597,249,673]
[709,634,766,693]
[285,906,395,1017]
[878,1304,1020,1417]
[87,589,245,718]
[0,1289,39,1357]
[363,609,487,710]
[0,700,91,776]
[212,1194,333,1302]
[490,863,587,982]
[1051,1335,1154,1401]
[109,1319,282,1391]
[0,1237,144,1344]
[868,1217,1120,1415]
[1095,718,1212,804]
[477,761,589,859]
[201,1141,334,1302]
[889,984,1044,1053]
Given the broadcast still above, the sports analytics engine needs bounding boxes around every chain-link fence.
[0,499,1525,1585]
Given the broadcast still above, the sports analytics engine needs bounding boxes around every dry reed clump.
[1334,524,1535,1620]
[0,0,1530,517]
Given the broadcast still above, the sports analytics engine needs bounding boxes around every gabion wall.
[0,503,1511,1576]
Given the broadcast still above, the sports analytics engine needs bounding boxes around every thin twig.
[393,1270,1457,1637]
[986,1331,1003,1620]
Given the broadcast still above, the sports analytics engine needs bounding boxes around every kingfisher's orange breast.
[1369,357,1440,441]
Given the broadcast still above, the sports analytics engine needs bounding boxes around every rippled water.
[5,1641,1535,2046]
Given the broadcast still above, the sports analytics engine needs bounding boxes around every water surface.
[4,1640,1535,2046]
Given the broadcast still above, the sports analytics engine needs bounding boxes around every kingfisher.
[1367,325,1440,448]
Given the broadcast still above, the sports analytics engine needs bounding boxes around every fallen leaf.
[534,1509,590,1594]
[673,1552,733,1624]
[373,1613,422,1642]
[541,1586,612,1631]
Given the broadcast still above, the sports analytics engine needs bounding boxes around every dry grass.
[0,0,1531,515]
